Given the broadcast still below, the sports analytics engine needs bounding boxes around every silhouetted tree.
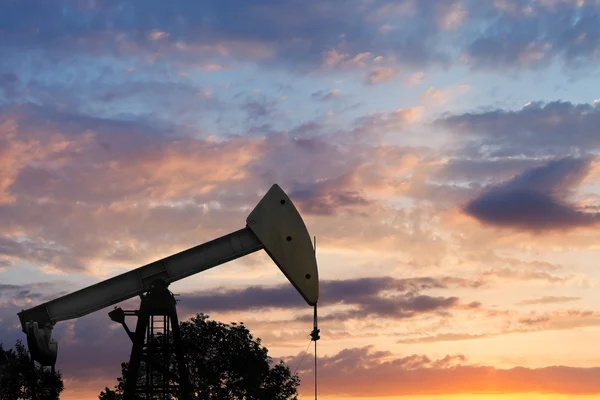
[99,313,299,399]
[0,339,64,400]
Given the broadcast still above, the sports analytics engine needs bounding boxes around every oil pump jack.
[17,184,320,399]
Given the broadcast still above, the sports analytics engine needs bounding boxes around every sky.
[2,0,600,398]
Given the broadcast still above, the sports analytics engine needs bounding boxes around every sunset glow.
[2,0,600,399]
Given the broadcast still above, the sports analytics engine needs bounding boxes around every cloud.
[148,31,168,41]
[462,1,600,69]
[353,107,423,133]
[240,96,281,122]
[0,283,75,358]
[179,276,483,321]
[515,309,600,331]
[0,0,450,73]
[398,332,495,344]
[436,1,468,31]
[321,51,378,70]
[418,86,447,104]
[433,158,540,183]
[287,175,373,216]
[310,89,341,102]
[0,282,68,302]
[199,63,232,72]
[365,67,400,85]
[481,267,592,285]
[517,296,581,305]
[0,64,225,125]
[437,101,600,157]
[1,0,599,77]
[404,71,425,85]
[0,103,268,272]
[464,157,600,231]
[398,308,600,344]
[0,276,462,397]
[0,102,443,275]
[290,345,600,396]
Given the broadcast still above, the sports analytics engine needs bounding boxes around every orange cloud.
[365,67,400,85]
[148,31,168,40]
[0,118,93,203]
[419,86,448,104]
[291,346,600,397]
[321,49,349,68]
[0,104,429,275]
[405,71,425,85]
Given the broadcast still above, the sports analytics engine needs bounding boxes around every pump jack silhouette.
[18,184,319,399]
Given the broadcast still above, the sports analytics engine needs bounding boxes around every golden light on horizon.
[320,395,600,400]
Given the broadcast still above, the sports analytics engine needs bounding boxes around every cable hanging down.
[291,236,320,398]
[310,236,320,400]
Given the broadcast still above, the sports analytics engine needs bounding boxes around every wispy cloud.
[365,67,400,85]
[437,101,600,156]
[517,296,581,305]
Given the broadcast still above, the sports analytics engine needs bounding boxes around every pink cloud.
[365,67,400,85]
[0,103,437,275]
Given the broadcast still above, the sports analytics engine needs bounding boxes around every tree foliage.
[100,313,299,399]
[0,339,64,400]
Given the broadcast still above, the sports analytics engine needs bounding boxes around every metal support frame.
[110,280,191,400]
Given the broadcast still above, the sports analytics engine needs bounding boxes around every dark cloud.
[464,157,600,231]
[288,345,600,396]
[437,101,600,156]
[432,101,600,207]
[467,187,598,230]
[179,276,481,321]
